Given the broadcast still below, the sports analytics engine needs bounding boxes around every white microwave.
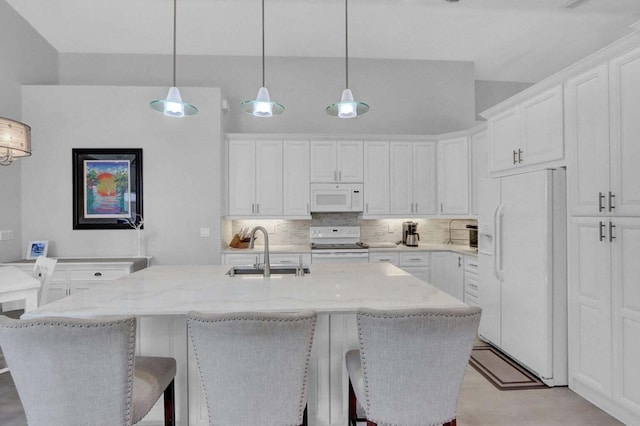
[310,183,364,212]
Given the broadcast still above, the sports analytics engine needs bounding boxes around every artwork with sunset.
[84,160,131,217]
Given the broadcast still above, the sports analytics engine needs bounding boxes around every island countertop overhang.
[22,263,467,319]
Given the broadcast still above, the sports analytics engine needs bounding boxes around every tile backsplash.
[223,214,476,247]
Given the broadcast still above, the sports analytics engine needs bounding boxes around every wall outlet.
[0,230,13,240]
[388,224,395,233]
[199,227,210,237]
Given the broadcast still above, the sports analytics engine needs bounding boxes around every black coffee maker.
[402,221,420,247]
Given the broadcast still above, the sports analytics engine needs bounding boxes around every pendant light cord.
[172,0,177,87]
[262,0,266,87]
[345,0,349,89]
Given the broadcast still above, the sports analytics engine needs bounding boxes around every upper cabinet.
[389,141,437,216]
[228,139,283,217]
[283,140,311,216]
[487,85,564,175]
[566,46,640,217]
[310,140,363,183]
[364,141,390,215]
[438,137,469,215]
[469,130,488,216]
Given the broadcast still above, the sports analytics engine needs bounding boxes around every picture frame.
[72,148,143,230]
[26,240,49,259]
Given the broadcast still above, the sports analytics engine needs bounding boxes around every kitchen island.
[23,263,467,426]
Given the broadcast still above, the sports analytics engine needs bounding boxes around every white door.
[310,141,337,182]
[337,140,364,182]
[389,142,413,215]
[565,64,610,217]
[520,85,564,167]
[611,218,640,411]
[228,140,256,216]
[478,251,501,346]
[500,170,553,379]
[488,107,520,173]
[283,140,310,216]
[438,137,469,215]
[609,46,640,217]
[413,142,437,215]
[364,141,389,215]
[255,140,283,216]
[569,217,612,395]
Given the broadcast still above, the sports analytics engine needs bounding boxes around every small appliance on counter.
[466,224,478,250]
[402,221,420,247]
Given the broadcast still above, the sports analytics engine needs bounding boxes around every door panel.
[364,141,389,215]
[255,140,283,215]
[389,142,413,215]
[413,142,437,215]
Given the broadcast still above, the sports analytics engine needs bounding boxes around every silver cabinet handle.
[409,258,422,261]
[599,192,605,212]
[366,203,369,213]
[252,203,255,214]
[518,149,524,163]
[609,191,615,212]
[379,258,392,262]
[279,260,292,264]
[339,170,342,181]
[307,203,310,214]
[415,203,418,212]
[440,202,443,213]
[458,256,462,267]
[513,150,517,165]
[599,221,606,242]
[334,170,338,181]
[469,263,478,268]
[609,221,616,242]
[411,203,414,213]
[256,203,260,214]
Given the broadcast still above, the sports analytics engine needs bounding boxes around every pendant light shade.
[150,0,198,117]
[242,0,284,117]
[326,0,369,118]
[0,117,31,166]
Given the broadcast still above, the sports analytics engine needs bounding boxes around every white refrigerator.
[477,168,568,386]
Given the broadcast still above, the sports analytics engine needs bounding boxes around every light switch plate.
[0,230,13,240]
[199,228,210,237]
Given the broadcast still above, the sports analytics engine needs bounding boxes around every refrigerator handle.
[494,203,505,280]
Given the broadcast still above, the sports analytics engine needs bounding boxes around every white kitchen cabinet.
[222,253,311,268]
[437,137,469,215]
[569,217,640,422]
[283,140,310,216]
[368,252,399,266]
[463,255,479,306]
[469,130,487,216]
[429,251,464,300]
[487,85,564,175]
[364,141,390,215]
[389,141,437,216]
[310,140,363,183]
[228,139,283,216]
[368,251,429,282]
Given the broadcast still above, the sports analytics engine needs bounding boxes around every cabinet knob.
[94,272,102,277]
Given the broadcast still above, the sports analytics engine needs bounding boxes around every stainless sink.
[226,265,310,277]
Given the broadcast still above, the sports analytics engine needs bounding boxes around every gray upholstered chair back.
[0,315,137,426]
[33,256,57,305]
[357,306,481,426]
[187,311,317,426]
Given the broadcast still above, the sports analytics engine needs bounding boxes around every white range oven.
[310,226,369,264]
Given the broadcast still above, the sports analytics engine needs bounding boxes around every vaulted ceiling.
[7,0,640,82]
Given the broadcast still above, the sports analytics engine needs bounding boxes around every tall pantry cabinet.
[566,45,640,424]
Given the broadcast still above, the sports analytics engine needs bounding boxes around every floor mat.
[469,346,548,390]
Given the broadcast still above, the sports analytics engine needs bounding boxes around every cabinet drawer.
[369,252,399,265]
[223,254,260,266]
[269,253,311,267]
[464,292,480,307]
[464,256,478,272]
[464,274,479,298]
[399,252,429,267]
[69,268,130,281]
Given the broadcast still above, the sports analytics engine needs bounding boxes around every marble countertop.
[222,244,477,256]
[222,245,311,254]
[22,263,466,319]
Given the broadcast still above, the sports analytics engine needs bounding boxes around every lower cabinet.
[369,251,430,283]
[430,252,464,301]
[463,255,479,306]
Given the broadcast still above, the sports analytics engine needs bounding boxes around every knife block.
[229,234,250,248]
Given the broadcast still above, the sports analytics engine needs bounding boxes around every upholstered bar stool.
[346,306,481,426]
[0,315,176,426]
[187,310,317,426]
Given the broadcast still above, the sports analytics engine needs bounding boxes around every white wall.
[21,86,222,265]
[59,53,477,135]
[0,0,58,262]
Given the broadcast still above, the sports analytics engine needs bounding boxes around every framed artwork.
[26,240,49,259]
[72,148,143,230]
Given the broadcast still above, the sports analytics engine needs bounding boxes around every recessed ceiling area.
[6,0,640,82]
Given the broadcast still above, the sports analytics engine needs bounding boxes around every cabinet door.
[389,142,413,215]
[478,252,501,346]
[565,65,610,217]
[451,253,464,301]
[488,107,520,173]
[310,141,337,182]
[569,218,612,395]
[438,137,469,215]
[429,252,451,295]
[520,85,564,167]
[402,266,430,283]
[611,218,640,411]
[337,141,363,182]
[369,252,399,266]
[610,46,640,217]
[413,142,437,215]
[469,131,487,216]
[255,140,283,216]
[283,140,310,216]
[364,141,389,215]
[228,140,256,216]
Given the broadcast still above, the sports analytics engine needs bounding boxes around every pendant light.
[150,0,198,117]
[0,117,31,166]
[241,0,284,117]
[326,0,369,118]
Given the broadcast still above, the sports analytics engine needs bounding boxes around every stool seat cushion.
[132,356,177,424]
